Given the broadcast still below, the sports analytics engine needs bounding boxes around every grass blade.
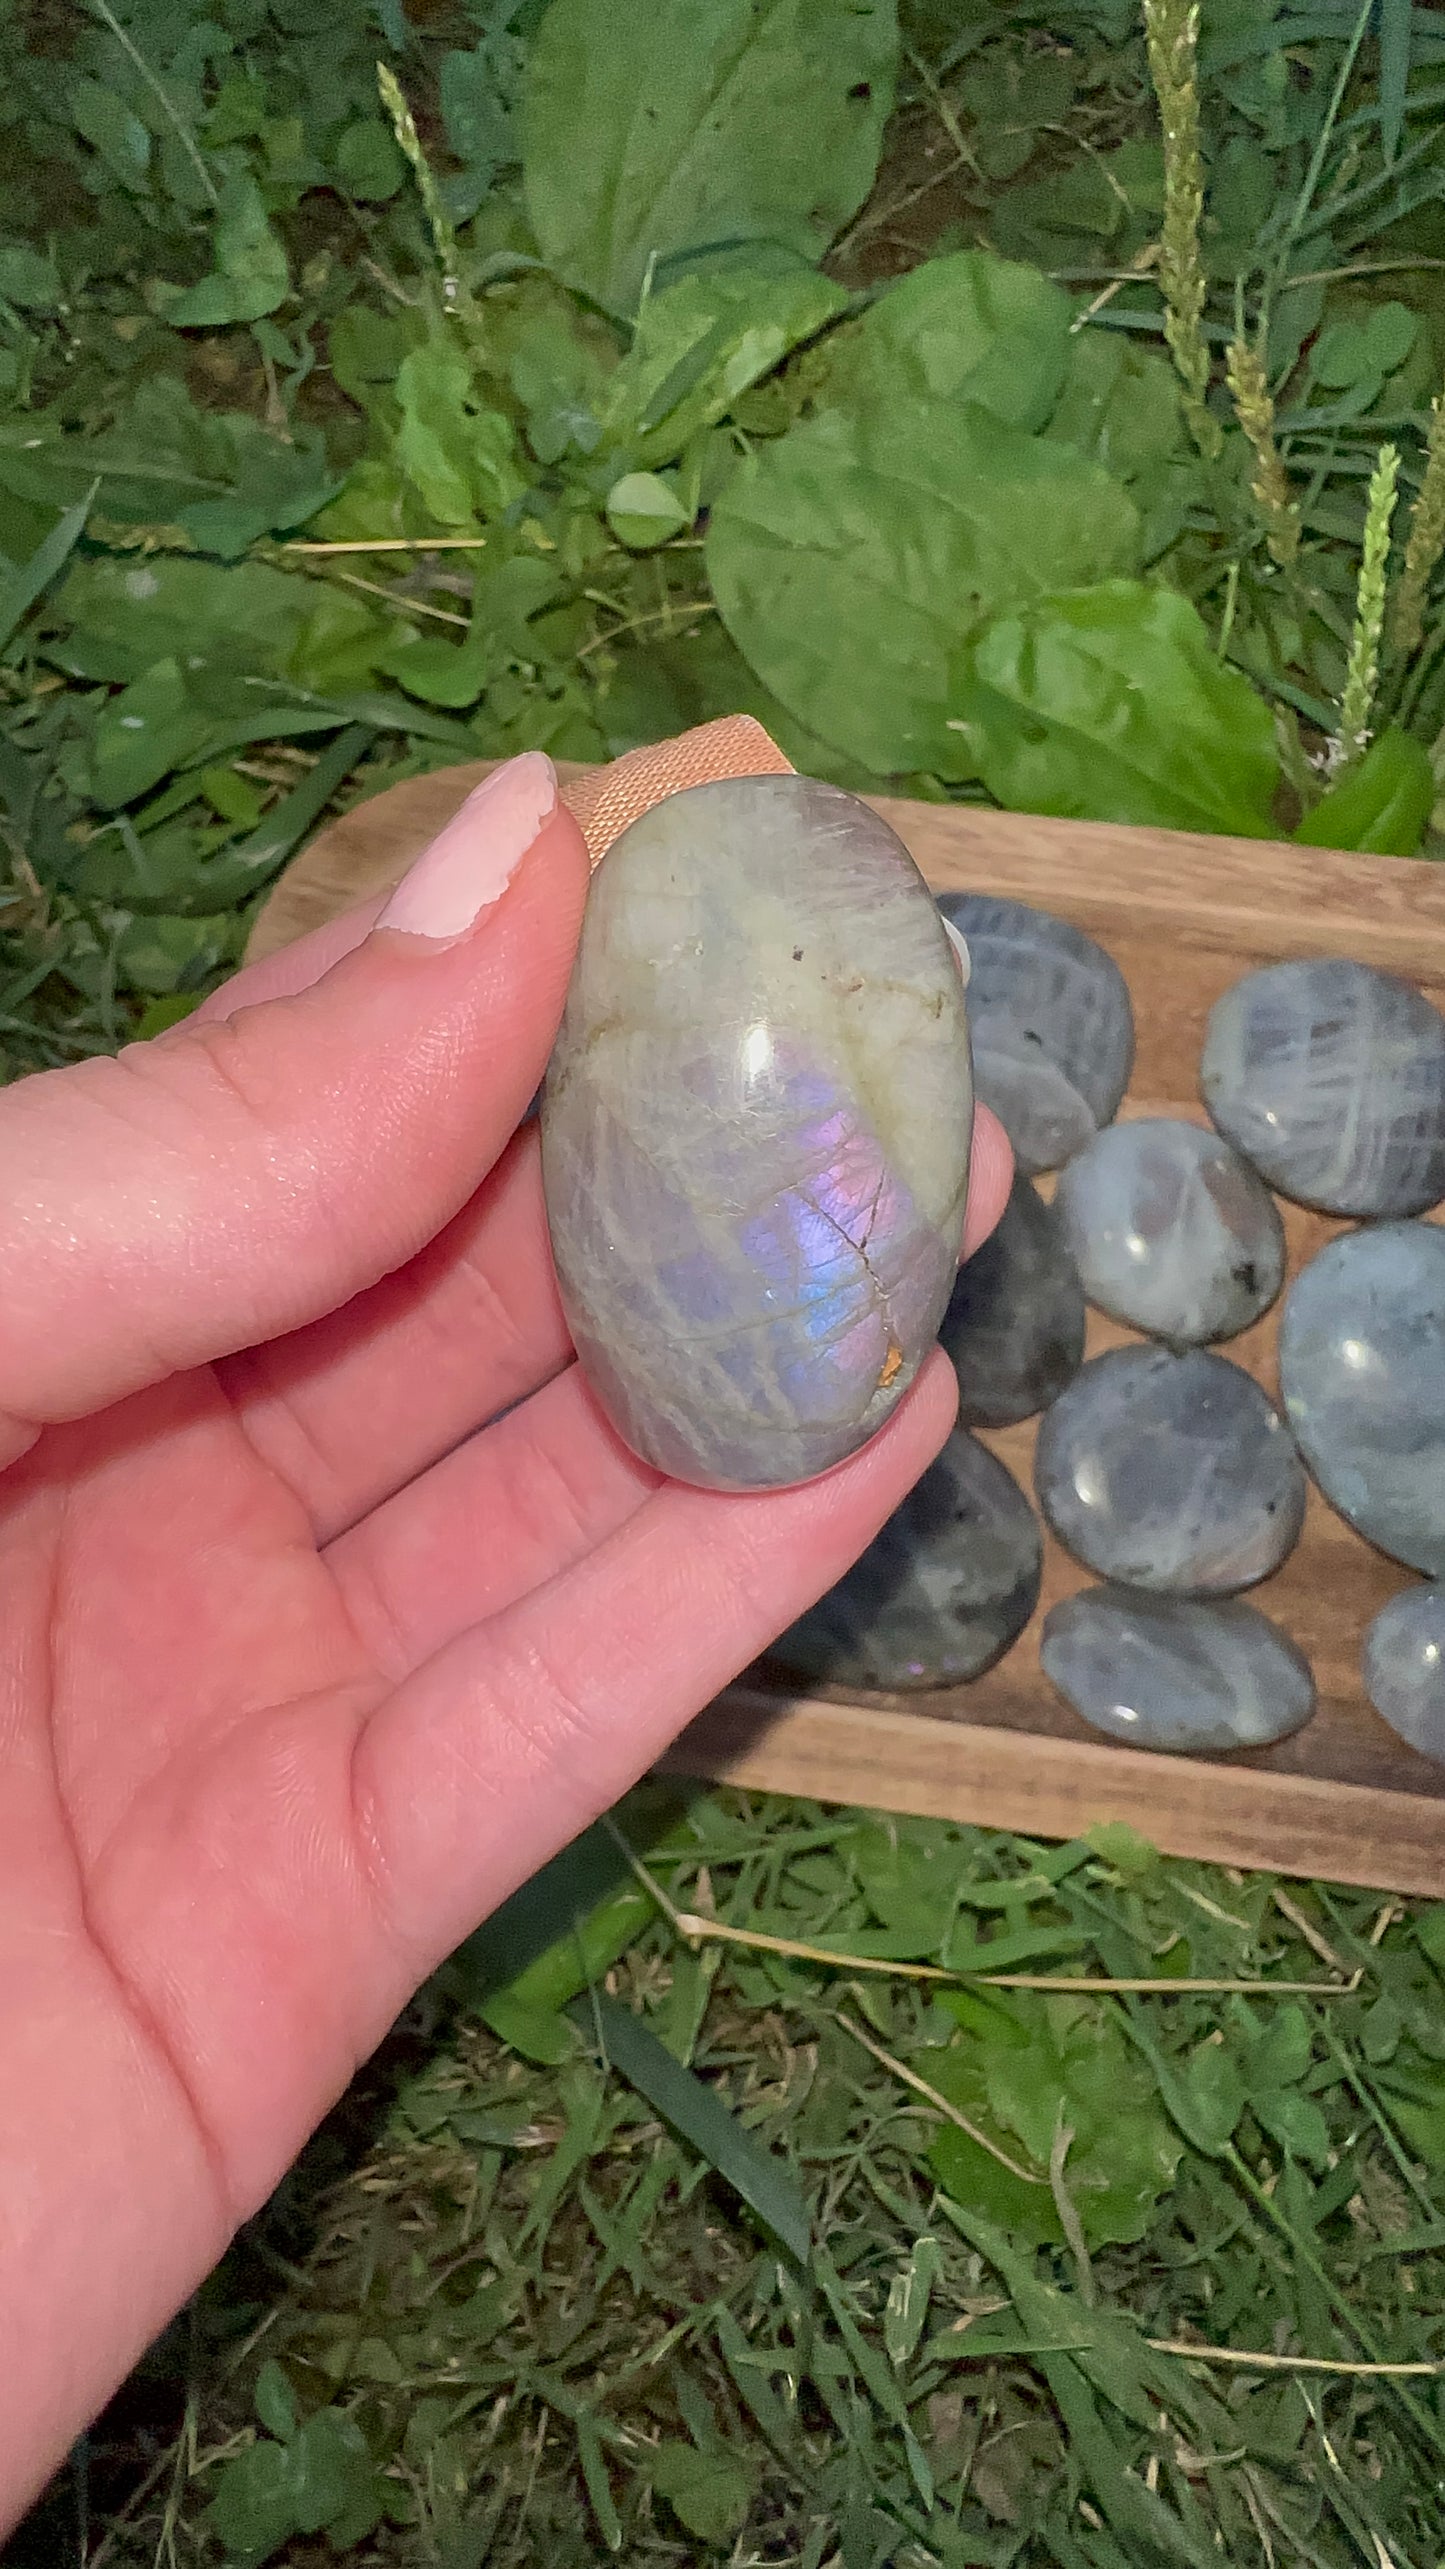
[572,1990,811,2266]
[1379,0,1413,162]
[0,486,96,654]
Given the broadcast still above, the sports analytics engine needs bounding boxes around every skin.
[0,784,1011,2528]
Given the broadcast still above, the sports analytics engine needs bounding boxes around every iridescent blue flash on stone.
[541,774,973,1491]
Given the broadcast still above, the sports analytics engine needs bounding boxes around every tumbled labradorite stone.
[541,775,973,1492]
[1033,1345,1306,1594]
[1055,1116,1285,1346]
[1041,1588,1316,1753]
[939,1171,1085,1426]
[1362,1584,1445,1763]
[1278,1222,1445,1575]
[1201,957,1445,1216]
[770,1429,1042,1691]
[935,892,1134,1175]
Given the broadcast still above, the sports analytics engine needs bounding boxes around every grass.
[5,4,1445,2560]
[13,1790,1445,2566]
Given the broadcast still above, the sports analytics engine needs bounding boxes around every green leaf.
[572,1990,812,2264]
[287,2407,383,2539]
[377,631,494,707]
[707,398,1139,778]
[0,244,62,312]
[1175,2041,1246,2156]
[91,658,216,808]
[647,2439,755,2542]
[253,2359,297,2442]
[927,1990,1183,2248]
[600,250,848,465]
[334,115,405,201]
[1293,729,1434,855]
[958,581,1280,834]
[1046,331,1198,561]
[53,555,312,685]
[0,487,94,653]
[395,342,524,526]
[605,469,689,549]
[1253,2087,1332,2167]
[167,171,289,328]
[824,249,1072,431]
[523,0,899,316]
[69,74,152,189]
[205,2436,296,2562]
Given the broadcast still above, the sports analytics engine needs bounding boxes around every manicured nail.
[378,751,557,944]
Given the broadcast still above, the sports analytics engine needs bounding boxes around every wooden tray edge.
[658,1688,1445,1898]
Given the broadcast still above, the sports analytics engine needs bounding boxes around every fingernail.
[378,751,557,945]
[941,915,971,986]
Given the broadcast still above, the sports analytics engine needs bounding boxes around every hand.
[0,752,1012,2523]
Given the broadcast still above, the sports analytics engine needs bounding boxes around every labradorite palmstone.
[1033,1345,1306,1594]
[1055,1116,1286,1346]
[1362,1585,1445,1763]
[541,775,973,1492]
[769,1430,1042,1691]
[1278,1222,1445,1575]
[935,892,1134,1174]
[939,1171,1085,1425]
[1201,957,1445,1216]
[1041,1588,1316,1753]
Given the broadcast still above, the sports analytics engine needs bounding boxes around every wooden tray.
[250,766,1445,1896]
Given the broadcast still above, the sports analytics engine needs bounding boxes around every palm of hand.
[0,786,1007,2515]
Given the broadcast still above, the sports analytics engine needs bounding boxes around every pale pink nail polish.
[378,750,557,944]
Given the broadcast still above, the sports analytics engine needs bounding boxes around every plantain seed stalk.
[1143,0,1221,461]
[1338,444,1401,769]
[1390,394,1445,660]
[377,63,478,331]
[1224,337,1300,570]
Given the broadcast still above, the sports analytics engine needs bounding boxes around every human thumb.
[0,752,587,1466]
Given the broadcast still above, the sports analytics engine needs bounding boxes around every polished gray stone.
[1278,1222,1445,1575]
[1041,1587,1316,1752]
[935,892,1134,1175]
[541,775,973,1491]
[1362,1584,1445,1763]
[1200,957,1445,1216]
[1055,1117,1285,1345]
[939,1172,1085,1426]
[770,1429,1041,1691]
[1033,1346,1306,1593]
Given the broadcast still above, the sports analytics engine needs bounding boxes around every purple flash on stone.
[540,775,973,1491]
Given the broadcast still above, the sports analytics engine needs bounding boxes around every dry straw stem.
[282,537,491,553]
[833,2009,1048,2185]
[1225,337,1301,569]
[1339,442,1401,766]
[608,1834,1357,1995]
[1390,392,1445,658]
[1143,0,1221,460]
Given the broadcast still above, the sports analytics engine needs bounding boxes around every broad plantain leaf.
[958,580,1280,833]
[523,0,898,316]
[707,398,1139,778]
[823,248,1071,431]
[600,248,848,465]
[51,555,312,685]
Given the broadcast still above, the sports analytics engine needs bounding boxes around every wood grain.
[247,767,1445,1894]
